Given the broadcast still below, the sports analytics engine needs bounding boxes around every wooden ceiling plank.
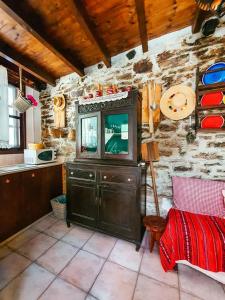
[0,0,84,76]
[72,0,111,67]
[192,9,209,33]
[0,42,56,85]
[134,0,148,53]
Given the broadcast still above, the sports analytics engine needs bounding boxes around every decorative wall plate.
[202,62,225,85]
[200,91,223,106]
[201,115,224,129]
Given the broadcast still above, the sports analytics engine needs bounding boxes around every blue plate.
[202,62,225,85]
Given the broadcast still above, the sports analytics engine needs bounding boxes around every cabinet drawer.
[68,168,96,181]
[100,171,136,185]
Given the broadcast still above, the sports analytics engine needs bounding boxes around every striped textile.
[159,208,225,272]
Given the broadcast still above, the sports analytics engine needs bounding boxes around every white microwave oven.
[24,149,56,165]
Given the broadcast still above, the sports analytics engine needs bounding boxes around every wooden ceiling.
[0,0,200,88]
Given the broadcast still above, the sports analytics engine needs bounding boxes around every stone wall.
[40,25,225,216]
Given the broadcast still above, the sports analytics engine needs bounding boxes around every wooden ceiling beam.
[0,0,84,76]
[72,0,111,67]
[135,0,148,53]
[192,8,210,33]
[0,56,46,91]
[0,42,56,86]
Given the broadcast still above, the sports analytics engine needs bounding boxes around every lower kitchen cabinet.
[0,164,62,242]
[66,162,146,249]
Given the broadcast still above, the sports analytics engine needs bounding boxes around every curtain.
[0,65,9,148]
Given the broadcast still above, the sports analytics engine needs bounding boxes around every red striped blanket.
[159,208,225,272]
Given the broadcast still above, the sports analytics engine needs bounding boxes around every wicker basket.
[14,93,32,113]
[51,195,67,220]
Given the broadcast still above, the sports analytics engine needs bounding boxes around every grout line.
[131,246,145,300]
[85,237,118,297]
[0,212,54,247]
[35,226,96,299]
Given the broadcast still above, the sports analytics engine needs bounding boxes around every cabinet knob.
[5,179,10,184]
[127,178,131,182]
[89,173,93,178]
[103,175,107,180]
[31,173,35,178]
[70,171,74,175]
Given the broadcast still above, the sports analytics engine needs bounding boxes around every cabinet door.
[67,179,97,227]
[0,173,24,242]
[98,185,138,240]
[23,169,45,224]
[76,112,101,159]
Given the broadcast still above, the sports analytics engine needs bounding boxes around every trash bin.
[50,194,67,220]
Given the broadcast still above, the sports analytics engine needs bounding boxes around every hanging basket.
[13,67,32,113]
[14,91,32,113]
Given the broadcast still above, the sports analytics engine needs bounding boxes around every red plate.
[201,115,224,129]
[200,91,223,107]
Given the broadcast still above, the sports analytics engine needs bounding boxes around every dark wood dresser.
[66,90,146,249]
[67,162,146,249]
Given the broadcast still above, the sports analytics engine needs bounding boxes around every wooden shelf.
[197,128,225,132]
[199,66,225,77]
[196,105,225,111]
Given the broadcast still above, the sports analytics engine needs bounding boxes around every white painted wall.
[25,87,41,145]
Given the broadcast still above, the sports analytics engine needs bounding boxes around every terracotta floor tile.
[133,274,179,300]
[141,230,150,250]
[109,239,143,271]
[17,233,56,260]
[7,229,38,250]
[83,232,116,258]
[39,278,86,300]
[37,241,78,274]
[0,246,12,260]
[180,291,202,300]
[178,265,225,300]
[140,249,178,287]
[0,263,54,300]
[86,295,98,300]
[0,253,31,290]
[60,250,104,292]
[45,220,71,239]
[32,216,58,232]
[90,261,137,300]
[62,226,93,248]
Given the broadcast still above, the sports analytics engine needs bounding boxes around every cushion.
[172,176,225,217]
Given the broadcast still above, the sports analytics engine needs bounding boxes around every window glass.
[8,85,21,148]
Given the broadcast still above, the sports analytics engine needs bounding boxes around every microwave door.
[38,150,53,162]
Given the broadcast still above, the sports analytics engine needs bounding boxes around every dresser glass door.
[104,113,129,155]
[81,116,98,153]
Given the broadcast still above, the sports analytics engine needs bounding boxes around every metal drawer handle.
[127,178,131,182]
[89,173,93,178]
[103,175,107,180]
[32,173,35,178]
[5,179,10,184]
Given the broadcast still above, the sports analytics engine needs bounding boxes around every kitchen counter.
[0,161,63,176]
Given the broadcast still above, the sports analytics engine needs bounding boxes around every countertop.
[0,162,63,176]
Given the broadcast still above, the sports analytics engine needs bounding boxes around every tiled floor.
[0,214,224,300]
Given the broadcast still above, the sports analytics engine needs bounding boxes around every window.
[8,85,20,148]
[0,84,25,153]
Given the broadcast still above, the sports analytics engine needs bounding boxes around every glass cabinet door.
[104,113,129,155]
[81,116,98,153]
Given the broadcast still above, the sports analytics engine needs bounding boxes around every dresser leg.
[66,221,71,228]
[135,243,141,251]
[150,233,155,253]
